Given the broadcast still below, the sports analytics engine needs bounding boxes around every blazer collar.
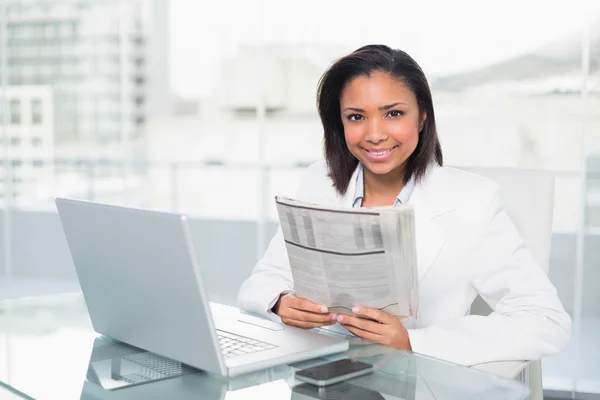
[328,163,458,217]
[408,163,459,219]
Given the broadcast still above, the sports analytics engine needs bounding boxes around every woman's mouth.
[362,145,399,162]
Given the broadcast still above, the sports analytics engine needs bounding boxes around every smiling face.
[340,71,425,181]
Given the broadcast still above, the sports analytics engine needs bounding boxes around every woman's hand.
[337,306,412,350]
[273,293,338,329]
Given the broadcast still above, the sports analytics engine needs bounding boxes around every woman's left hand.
[337,306,412,350]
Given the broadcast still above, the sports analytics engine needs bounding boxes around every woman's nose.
[365,119,388,143]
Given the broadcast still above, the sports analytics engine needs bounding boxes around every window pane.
[9,99,20,125]
[31,98,42,124]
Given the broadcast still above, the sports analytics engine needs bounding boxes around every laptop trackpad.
[238,314,284,331]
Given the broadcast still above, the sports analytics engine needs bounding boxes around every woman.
[238,44,571,366]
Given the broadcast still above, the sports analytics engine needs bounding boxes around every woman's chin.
[363,160,403,176]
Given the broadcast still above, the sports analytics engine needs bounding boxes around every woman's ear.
[419,111,427,132]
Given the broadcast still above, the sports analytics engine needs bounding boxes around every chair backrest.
[461,167,555,315]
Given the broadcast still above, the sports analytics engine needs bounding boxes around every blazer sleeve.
[407,189,572,366]
[237,226,293,321]
[237,163,324,321]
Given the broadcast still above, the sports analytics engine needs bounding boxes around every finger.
[281,307,337,324]
[341,324,383,343]
[287,296,328,314]
[282,318,336,330]
[351,306,392,324]
[336,314,384,334]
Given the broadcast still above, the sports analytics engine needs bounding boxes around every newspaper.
[275,196,418,319]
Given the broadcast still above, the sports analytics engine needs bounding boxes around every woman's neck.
[362,166,405,207]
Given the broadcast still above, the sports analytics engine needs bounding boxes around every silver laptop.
[55,198,348,377]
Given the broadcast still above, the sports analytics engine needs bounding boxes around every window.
[10,137,21,146]
[32,137,43,146]
[10,99,21,125]
[31,98,42,124]
[32,160,44,168]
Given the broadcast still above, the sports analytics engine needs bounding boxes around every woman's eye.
[346,114,363,121]
[387,110,404,117]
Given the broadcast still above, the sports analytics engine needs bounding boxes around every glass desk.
[0,293,531,399]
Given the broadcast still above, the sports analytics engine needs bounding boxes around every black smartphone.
[295,359,374,387]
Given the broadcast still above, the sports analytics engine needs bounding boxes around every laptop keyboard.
[217,330,278,358]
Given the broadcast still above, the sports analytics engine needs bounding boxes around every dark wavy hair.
[317,44,443,195]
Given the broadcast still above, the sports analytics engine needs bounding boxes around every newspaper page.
[275,196,418,319]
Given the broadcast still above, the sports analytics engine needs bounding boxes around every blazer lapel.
[409,166,457,281]
[411,194,449,281]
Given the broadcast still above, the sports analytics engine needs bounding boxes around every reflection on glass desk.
[0,293,531,399]
[292,382,389,399]
[87,345,198,390]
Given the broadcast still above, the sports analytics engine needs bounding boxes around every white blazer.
[238,161,571,366]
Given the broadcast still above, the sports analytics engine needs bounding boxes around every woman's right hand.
[273,292,337,329]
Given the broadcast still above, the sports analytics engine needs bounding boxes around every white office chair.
[462,166,555,400]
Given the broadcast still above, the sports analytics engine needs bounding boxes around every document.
[275,196,418,319]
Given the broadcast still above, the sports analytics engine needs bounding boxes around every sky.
[168,0,600,98]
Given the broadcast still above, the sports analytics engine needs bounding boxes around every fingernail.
[320,306,328,313]
[337,315,344,323]
[331,314,337,321]
[352,307,360,313]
